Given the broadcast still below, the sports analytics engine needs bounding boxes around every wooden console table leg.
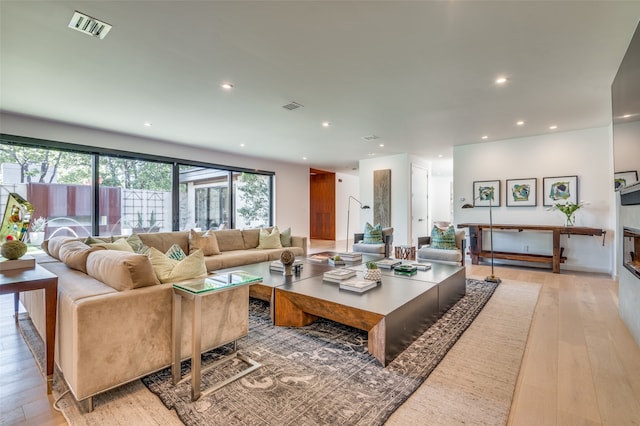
[552,230,561,273]
[44,280,58,393]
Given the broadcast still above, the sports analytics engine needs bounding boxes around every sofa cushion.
[86,250,160,291]
[279,227,292,247]
[138,231,189,254]
[258,227,282,249]
[84,236,111,245]
[363,223,383,244]
[214,229,245,251]
[431,226,457,250]
[92,238,135,252]
[242,228,261,249]
[45,236,78,259]
[123,233,145,252]
[353,242,385,254]
[58,241,106,273]
[148,247,207,284]
[189,229,221,255]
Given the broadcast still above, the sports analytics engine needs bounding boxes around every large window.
[0,135,275,240]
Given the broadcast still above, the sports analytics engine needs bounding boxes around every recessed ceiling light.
[302,157,307,160]
[143,122,152,127]
[495,76,508,85]
[516,120,525,126]
[379,144,384,147]
[221,83,234,90]
[623,114,631,118]
[322,121,331,127]
[481,135,489,140]
[240,143,245,147]
[438,154,443,158]
[549,125,558,130]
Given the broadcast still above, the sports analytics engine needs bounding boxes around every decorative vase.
[565,214,575,226]
[364,268,382,282]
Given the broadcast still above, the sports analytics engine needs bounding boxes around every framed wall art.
[614,170,638,191]
[543,175,578,206]
[506,178,537,207]
[473,180,501,207]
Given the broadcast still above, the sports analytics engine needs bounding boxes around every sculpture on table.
[0,192,34,243]
[280,249,295,276]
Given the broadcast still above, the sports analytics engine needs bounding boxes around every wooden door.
[309,168,335,240]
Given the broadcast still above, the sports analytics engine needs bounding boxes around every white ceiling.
[1,1,640,176]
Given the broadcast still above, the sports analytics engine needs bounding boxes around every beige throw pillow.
[58,241,106,273]
[258,226,282,249]
[189,229,221,255]
[92,237,135,252]
[148,247,207,283]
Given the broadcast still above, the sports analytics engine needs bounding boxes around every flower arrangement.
[547,201,589,226]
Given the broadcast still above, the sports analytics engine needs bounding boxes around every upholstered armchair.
[416,229,466,266]
[352,227,394,258]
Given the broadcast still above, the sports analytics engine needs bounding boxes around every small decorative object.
[1,237,28,260]
[328,255,345,266]
[547,200,589,226]
[363,261,382,282]
[543,175,578,206]
[29,216,46,246]
[280,249,295,276]
[0,192,34,242]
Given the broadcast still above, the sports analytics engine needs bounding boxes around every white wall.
[0,112,310,238]
[431,174,453,224]
[335,172,359,247]
[454,126,614,274]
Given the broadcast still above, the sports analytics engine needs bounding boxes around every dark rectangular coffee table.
[274,264,465,366]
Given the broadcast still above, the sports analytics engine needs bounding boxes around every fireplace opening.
[623,227,640,279]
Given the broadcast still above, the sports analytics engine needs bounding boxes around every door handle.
[418,218,424,222]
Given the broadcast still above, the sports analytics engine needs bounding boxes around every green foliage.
[366,261,378,269]
[236,173,270,227]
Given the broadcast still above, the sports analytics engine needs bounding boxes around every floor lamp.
[462,196,501,284]
[346,196,370,253]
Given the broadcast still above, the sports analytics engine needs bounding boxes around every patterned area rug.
[141,279,498,425]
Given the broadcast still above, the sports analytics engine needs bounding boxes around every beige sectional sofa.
[20,228,306,407]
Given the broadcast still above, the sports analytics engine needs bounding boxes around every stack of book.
[409,262,431,271]
[308,253,333,262]
[323,268,357,283]
[375,258,402,269]
[336,252,362,262]
[339,277,379,293]
[394,264,418,276]
[269,259,303,272]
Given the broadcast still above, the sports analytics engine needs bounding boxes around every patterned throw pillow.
[431,226,457,250]
[363,222,383,244]
[165,243,187,261]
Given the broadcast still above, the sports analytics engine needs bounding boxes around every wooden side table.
[0,264,58,393]
[395,245,416,261]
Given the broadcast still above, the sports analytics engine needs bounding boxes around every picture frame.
[473,180,501,207]
[614,170,638,191]
[506,178,537,207]
[543,175,578,206]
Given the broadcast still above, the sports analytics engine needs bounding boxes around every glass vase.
[565,214,575,226]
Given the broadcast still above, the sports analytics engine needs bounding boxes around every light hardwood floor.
[1,239,639,425]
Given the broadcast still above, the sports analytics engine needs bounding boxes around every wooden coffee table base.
[274,285,438,366]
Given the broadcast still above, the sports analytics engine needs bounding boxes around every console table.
[457,223,606,273]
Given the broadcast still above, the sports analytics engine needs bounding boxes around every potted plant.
[29,216,46,246]
[547,201,589,226]
[364,260,382,282]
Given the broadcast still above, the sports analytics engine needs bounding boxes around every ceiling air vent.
[282,101,304,111]
[361,135,380,142]
[68,11,112,39]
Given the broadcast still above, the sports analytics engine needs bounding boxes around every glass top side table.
[172,271,262,401]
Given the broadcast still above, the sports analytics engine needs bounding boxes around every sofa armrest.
[418,236,431,248]
[291,235,307,257]
[384,234,393,258]
[353,233,364,244]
